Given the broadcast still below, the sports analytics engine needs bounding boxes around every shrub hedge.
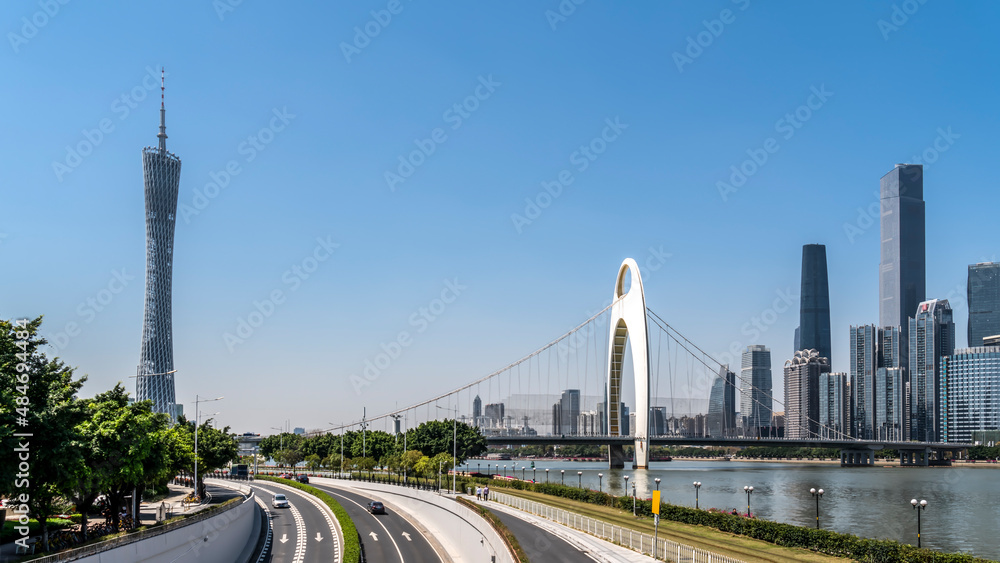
[455,476,991,563]
[457,497,528,562]
[256,476,361,563]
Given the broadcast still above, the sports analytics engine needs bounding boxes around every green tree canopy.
[405,419,486,463]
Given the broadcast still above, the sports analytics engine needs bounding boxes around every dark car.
[367,501,385,514]
[296,474,309,484]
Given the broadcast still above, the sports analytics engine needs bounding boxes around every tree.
[259,432,304,461]
[405,420,486,463]
[0,318,88,552]
[277,448,304,469]
[302,433,338,460]
[349,430,396,461]
[305,454,322,471]
[401,450,423,479]
[173,416,239,496]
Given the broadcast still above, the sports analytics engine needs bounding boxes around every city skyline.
[3,3,999,433]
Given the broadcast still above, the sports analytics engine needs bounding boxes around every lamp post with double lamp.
[911,499,927,547]
[810,488,824,529]
[693,481,702,510]
[598,473,603,492]
[743,485,754,517]
[436,405,459,493]
[193,395,224,501]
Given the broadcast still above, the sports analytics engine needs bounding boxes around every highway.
[482,503,599,562]
[311,482,441,563]
[254,483,340,563]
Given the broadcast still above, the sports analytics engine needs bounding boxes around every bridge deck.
[484,435,970,450]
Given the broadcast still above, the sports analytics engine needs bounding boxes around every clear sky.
[3,1,997,434]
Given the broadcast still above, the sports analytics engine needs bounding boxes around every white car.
[271,494,290,509]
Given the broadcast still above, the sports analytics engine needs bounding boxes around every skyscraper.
[784,349,829,439]
[707,365,737,437]
[879,164,926,374]
[136,70,181,420]
[969,262,1000,347]
[849,325,877,439]
[552,389,580,435]
[940,344,1000,443]
[875,367,906,441]
[818,372,849,439]
[472,395,482,427]
[800,244,832,365]
[909,299,955,442]
[740,345,773,436]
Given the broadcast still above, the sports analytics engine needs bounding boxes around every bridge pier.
[840,448,876,467]
[899,448,931,466]
[609,445,626,469]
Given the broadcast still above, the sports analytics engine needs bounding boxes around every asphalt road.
[254,483,339,563]
[311,482,441,563]
[483,504,599,563]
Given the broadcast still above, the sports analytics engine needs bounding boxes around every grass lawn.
[494,487,850,563]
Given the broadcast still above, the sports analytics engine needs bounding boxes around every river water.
[460,459,999,560]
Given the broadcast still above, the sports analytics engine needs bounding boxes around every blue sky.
[3,1,997,433]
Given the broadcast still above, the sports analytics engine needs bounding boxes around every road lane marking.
[324,488,406,563]
[402,532,412,541]
[370,531,379,541]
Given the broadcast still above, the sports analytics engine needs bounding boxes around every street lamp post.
[632,483,637,515]
[598,473,603,492]
[436,405,459,493]
[561,469,565,485]
[693,481,702,510]
[503,464,507,478]
[533,468,536,482]
[577,471,583,488]
[911,499,927,547]
[546,468,549,483]
[193,395,223,501]
[810,488,824,529]
[743,485,754,517]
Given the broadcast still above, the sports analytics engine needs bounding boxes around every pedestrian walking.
[475,486,481,500]
[484,486,489,501]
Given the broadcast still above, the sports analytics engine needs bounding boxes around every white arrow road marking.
[315,533,323,542]
[323,487,405,563]
[280,534,289,544]
[369,531,379,542]
[402,532,412,541]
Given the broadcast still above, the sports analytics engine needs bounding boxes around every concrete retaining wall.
[72,493,256,563]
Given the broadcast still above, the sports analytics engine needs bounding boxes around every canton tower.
[136,69,181,420]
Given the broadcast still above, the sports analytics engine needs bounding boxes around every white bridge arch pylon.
[606,258,651,469]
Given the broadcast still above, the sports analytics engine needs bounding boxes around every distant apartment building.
[707,365,737,437]
[552,389,581,435]
[784,349,830,439]
[819,372,850,439]
[740,345,773,436]
[484,403,505,427]
[941,345,1000,443]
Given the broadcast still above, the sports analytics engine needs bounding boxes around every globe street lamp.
[632,483,637,515]
[546,468,550,483]
[911,499,928,547]
[743,486,754,517]
[598,473,603,492]
[577,471,583,488]
[810,488,824,529]
[623,475,631,513]
[561,469,565,485]
[693,481,702,510]
[503,464,507,478]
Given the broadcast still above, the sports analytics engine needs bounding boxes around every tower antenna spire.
[157,67,167,152]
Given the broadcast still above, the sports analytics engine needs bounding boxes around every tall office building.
[941,345,1000,443]
[484,403,505,427]
[849,325,877,439]
[969,262,1000,347]
[552,389,580,435]
[879,164,926,376]
[784,349,829,439]
[472,395,482,425]
[818,372,849,439]
[707,365,737,437]
[875,367,906,441]
[800,245,832,364]
[136,70,182,420]
[909,299,955,442]
[649,406,667,436]
[740,345,773,436]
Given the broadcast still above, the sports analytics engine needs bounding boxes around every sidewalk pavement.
[469,495,656,563]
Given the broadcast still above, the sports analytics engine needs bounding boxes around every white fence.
[491,491,745,563]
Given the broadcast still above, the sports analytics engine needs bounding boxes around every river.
[461,459,999,560]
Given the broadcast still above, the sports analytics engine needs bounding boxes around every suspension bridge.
[323,258,968,468]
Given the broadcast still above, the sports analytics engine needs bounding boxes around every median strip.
[256,476,360,563]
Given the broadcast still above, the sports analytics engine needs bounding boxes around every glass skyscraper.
[800,244,832,365]
[879,164,926,375]
[818,372,849,439]
[707,365,737,437]
[136,71,181,420]
[849,325,877,439]
[784,349,829,439]
[969,262,1000,347]
[909,299,955,442]
[941,346,1000,443]
[740,345,772,435]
